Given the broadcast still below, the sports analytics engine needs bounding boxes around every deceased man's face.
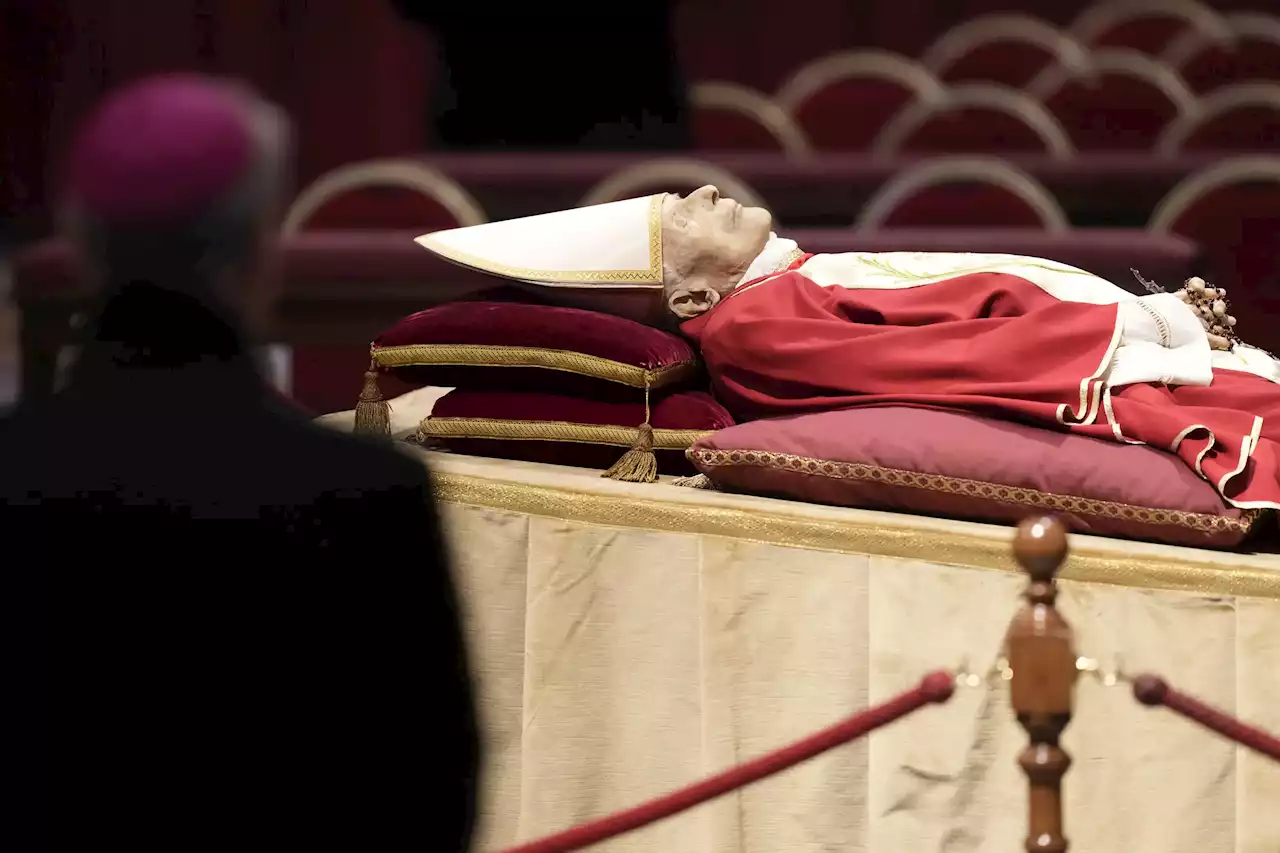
[661,185,772,320]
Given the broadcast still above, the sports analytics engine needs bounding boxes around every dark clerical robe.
[683,250,1280,511]
[3,284,478,851]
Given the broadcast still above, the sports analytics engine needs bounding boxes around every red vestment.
[682,255,1280,510]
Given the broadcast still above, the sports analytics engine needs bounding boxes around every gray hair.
[66,87,293,292]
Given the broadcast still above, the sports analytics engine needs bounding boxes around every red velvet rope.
[497,671,955,853]
[1132,674,1280,763]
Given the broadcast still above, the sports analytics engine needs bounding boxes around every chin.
[743,206,773,237]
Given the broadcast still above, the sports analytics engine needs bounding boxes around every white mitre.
[416,195,668,323]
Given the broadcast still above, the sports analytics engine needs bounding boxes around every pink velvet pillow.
[687,406,1272,548]
[372,301,698,398]
[421,389,734,475]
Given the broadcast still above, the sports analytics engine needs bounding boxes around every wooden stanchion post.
[1008,515,1077,853]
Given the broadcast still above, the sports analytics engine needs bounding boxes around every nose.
[691,185,720,205]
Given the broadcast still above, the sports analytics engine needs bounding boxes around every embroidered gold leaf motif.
[855,254,1096,285]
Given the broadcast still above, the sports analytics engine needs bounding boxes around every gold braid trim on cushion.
[373,344,697,390]
[689,448,1271,536]
[422,417,713,449]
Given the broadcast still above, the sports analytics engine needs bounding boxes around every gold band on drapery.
[427,465,1280,600]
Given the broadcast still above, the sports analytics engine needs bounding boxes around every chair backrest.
[1163,11,1278,64]
[283,159,487,234]
[921,14,1092,87]
[776,51,947,151]
[855,157,1071,231]
[1149,155,1280,232]
[776,49,948,113]
[872,84,1075,160]
[1028,47,1197,109]
[1029,49,1200,150]
[1068,0,1232,54]
[1156,83,1280,155]
[689,82,812,158]
[1167,12,1280,92]
[579,159,771,214]
[1148,156,1280,353]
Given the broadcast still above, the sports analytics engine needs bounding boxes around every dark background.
[6,0,1271,244]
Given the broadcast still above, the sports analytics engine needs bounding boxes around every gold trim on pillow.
[373,344,697,390]
[426,467,1280,600]
[689,448,1270,537]
[421,417,713,449]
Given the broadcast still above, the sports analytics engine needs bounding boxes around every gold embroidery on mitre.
[420,417,713,449]
[371,343,697,390]
[415,195,665,288]
[688,449,1271,536]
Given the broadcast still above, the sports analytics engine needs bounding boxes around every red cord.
[498,671,955,853]
[1132,674,1280,763]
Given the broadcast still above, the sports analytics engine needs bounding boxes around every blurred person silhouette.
[390,1,690,149]
[2,76,478,850]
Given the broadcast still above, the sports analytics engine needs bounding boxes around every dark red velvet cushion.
[688,406,1272,549]
[422,389,734,475]
[372,301,699,397]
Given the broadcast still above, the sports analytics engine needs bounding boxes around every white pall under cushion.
[315,385,454,440]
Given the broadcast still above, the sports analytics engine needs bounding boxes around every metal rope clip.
[954,656,1014,689]
[1075,655,1128,687]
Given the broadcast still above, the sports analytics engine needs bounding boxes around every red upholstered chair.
[579,158,772,212]
[689,82,811,158]
[1149,156,1280,355]
[921,13,1092,88]
[283,158,486,233]
[872,84,1075,159]
[281,160,487,415]
[775,51,949,152]
[1165,12,1280,92]
[1028,49,1199,150]
[1156,83,1280,154]
[1067,0,1233,55]
[854,157,1071,230]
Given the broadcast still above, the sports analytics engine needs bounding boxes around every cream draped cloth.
[425,453,1278,853]
[321,392,1280,853]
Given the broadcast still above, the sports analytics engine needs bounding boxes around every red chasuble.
[682,253,1280,511]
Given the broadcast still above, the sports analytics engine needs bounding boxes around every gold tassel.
[603,383,658,483]
[670,473,716,489]
[353,358,391,439]
[603,423,658,483]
